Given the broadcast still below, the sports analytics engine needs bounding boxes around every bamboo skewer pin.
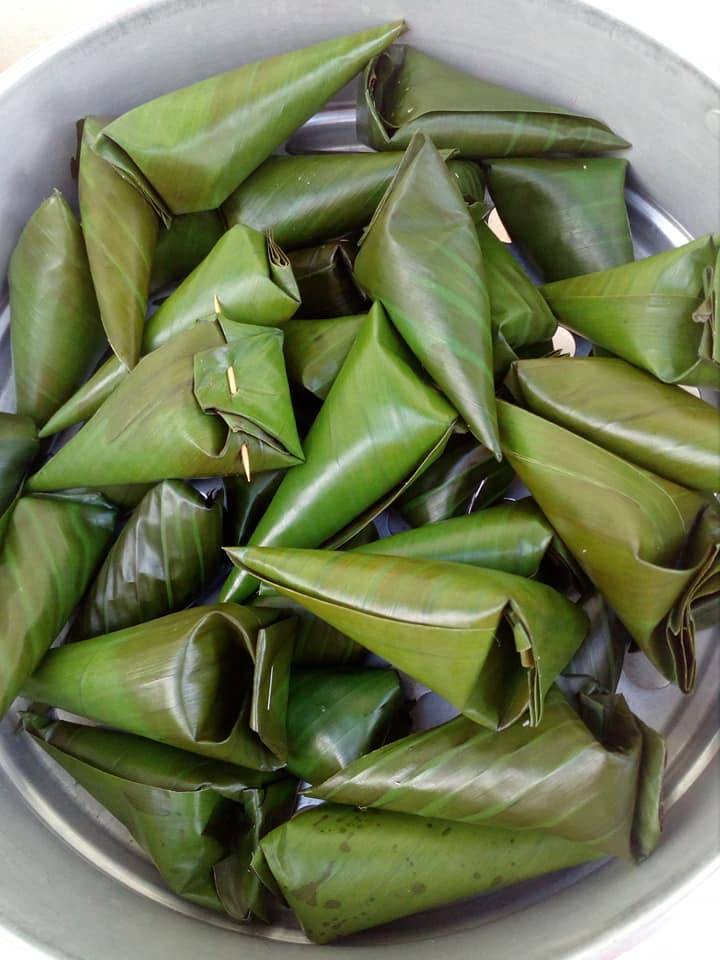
[240,443,252,482]
[226,365,238,395]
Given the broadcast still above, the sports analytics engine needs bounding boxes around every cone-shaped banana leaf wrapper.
[219,303,457,603]
[262,803,597,943]
[355,134,499,455]
[24,604,296,769]
[222,152,486,250]
[72,480,223,640]
[0,493,116,718]
[283,313,365,400]
[507,357,720,492]
[540,235,720,388]
[359,45,629,157]
[397,434,514,526]
[287,668,403,784]
[310,686,664,862]
[227,547,588,729]
[150,211,225,292]
[22,714,290,912]
[28,319,303,491]
[498,401,720,692]
[79,118,159,369]
[98,22,405,215]
[486,158,633,282]
[289,241,366,319]
[0,414,38,518]
[9,190,105,426]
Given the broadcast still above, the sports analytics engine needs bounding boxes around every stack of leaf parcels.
[2,22,718,945]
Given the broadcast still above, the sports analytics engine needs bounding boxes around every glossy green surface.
[283,313,365,399]
[0,413,38,516]
[38,353,128,439]
[150,211,225,291]
[289,241,366,319]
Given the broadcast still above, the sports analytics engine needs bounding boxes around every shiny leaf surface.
[0,413,38,516]
[289,241,366,319]
[150,211,225,292]
[283,313,365,399]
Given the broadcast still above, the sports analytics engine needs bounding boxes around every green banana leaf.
[286,668,403,784]
[24,604,295,769]
[99,22,404,214]
[310,686,664,861]
[79,118,159,368]
[473,215,558,374]
[0,492,116,718]
[227,546,588,729]
[558,592,630,701]
[28,318,303,491]
[540,235,720,387]
[38,353,128,439]
[485,158,633,281]
[358,45,629,156]
[150,211,225,292]
[289,241,366,319]
[354,133,500,455]
[8,190,106,425]
[498,400,719,692]
[507,357,720,492]
[0,413,38,516]
[397,434,513,526]
[219,302,457,603]
[22,714,284,911]
[72,480,223,640]
[262,804,597,942]
[226,471,285,544]
[283,313,365,399]
[221,151,485,250]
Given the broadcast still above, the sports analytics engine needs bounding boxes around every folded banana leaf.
[507,357,720,492]
[150,211,225,292]
[558,592,630,701]
[397,434,513,526]
[99,22,404,214]
[228,547,588,729]
[38,353,128,439]
[22,713,284,911]
[72,481,223,640]
[283,313,365,399]
[498,400,720,692]
[226,471,285,545]
[28,318,303,491]
[289,241,366,319]
[79,118,159,369]
[286,668,403,784]
[540,235,720,387]
[8,190,106,426]
[24,604,295,769]
[358,45,629,156]
[310,685,664,861]
[485,158,633,281]
[222,151,485,250]
[0,413,38,517]
[355,134,500,455]
[0,492,116,718]
[262,804,597,942]
[219,302,457,603]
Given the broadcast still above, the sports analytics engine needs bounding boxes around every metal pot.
[0,1,718,957]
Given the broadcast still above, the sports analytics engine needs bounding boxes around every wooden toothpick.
[240,443,252,482]
[213,293,222,316]
[226,365,238,396]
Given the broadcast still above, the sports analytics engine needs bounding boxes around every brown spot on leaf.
[411,883,427,895]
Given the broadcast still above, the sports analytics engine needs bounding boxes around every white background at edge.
[0,1,717,957]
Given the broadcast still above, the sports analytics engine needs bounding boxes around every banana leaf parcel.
[150,211,225,292]
[559,592,630,702]
[24,604,296,770]
[507,357,720,492]
[262,804,597,942]
[498,400,720,692]
[28,318,303,491]
[354,134,500,455]
[79,118,159,369]
[540,235,720,388]
[72,480,223,640]
[358,45,629,156]
[99,22,405,214]
[0,413,38,517]
[486,158,633,281]
[222,152,485,250]
[22,714,287,912]
[219,302,457,603]
[226,471,285,545]
[310,686,665,861]
[289,241,366,319]
[286,668,403,784]
[283,313,365,399]
[227,546,588,729]
[8,190,105,426]
[0,492,116,718]
[397,434,514,526]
